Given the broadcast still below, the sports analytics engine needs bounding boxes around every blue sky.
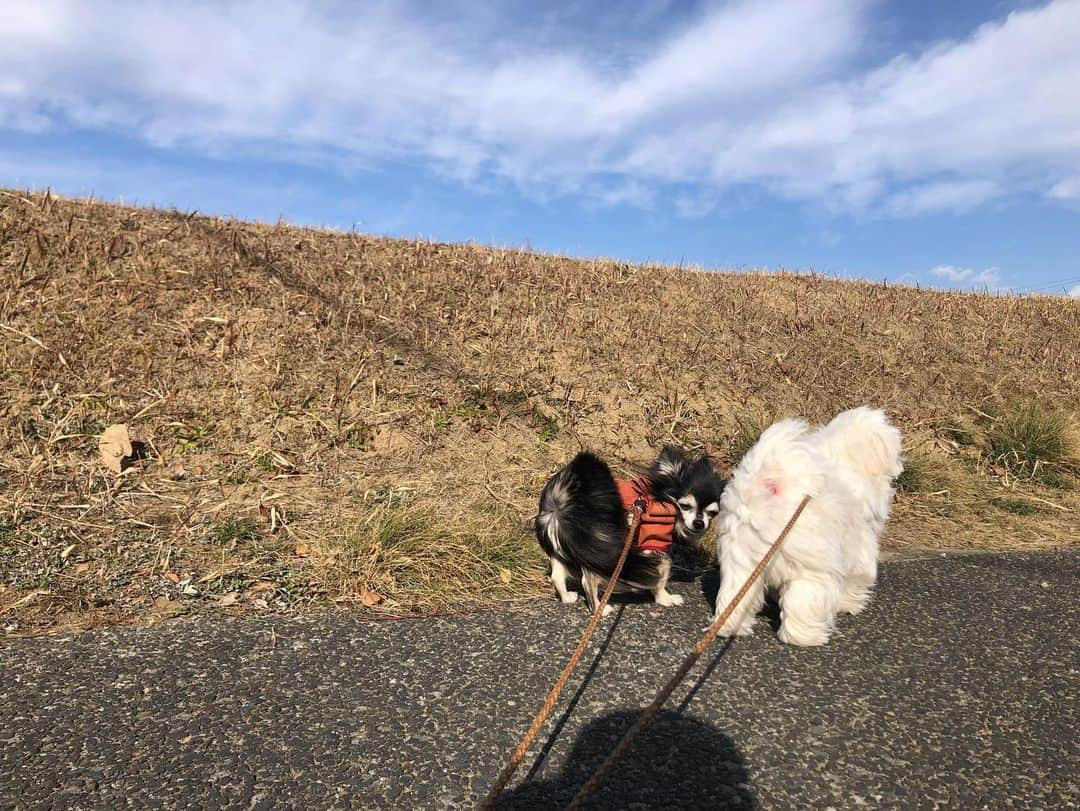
[2,1,1079,296]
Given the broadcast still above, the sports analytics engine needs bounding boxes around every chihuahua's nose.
[692,517,705,531]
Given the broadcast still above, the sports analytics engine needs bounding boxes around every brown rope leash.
[478,502,646,810]
[565,494,811,810]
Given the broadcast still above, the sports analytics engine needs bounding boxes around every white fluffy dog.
[713,406,903,646]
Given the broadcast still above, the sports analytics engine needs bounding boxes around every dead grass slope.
[1,189,1078,635]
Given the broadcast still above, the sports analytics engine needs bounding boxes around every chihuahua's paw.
[559,591,580,605]
[654,591,685,607]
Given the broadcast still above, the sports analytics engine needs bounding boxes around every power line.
[1015,275,1080,294]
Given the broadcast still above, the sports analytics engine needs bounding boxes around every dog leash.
[478,499,646,810]
[564,494,811,810]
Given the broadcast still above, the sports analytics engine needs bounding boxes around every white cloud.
[1069,285,1080,297]
[1049,177,1080,199]
[587,179,655,210]
[673,189,722,219]
[930,264,975,282]
[885,179,999,216]
[1,0,1079,214]
[930,264,1010,292]
[970,267,1002,289]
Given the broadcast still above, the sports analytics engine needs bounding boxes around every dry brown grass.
[2,189,1078,636]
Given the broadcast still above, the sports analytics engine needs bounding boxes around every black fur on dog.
[535,446,724,613]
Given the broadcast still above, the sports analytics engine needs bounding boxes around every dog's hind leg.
[838,578,873,615]
[778,577,839,646]
[581,569,614,617]
[713,569,764,636]
[839,533,878,615]
[651,556,684,607]
[549,557,579,605]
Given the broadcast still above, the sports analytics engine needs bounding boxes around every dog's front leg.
[651,556,684,607]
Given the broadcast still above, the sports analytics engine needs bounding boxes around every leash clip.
[627,497,647,527]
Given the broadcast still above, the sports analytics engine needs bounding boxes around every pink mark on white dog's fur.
[712,406,903,646]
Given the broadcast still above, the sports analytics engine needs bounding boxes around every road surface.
[1,551,1077,809]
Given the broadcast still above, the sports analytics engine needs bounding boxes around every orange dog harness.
[615,477,677,555]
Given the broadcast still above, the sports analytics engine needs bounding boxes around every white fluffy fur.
[713,406,903,646]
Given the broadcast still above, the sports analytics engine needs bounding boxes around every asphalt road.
[1,551,1077,810]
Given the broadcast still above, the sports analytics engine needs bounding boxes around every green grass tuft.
[328,504,541,604]
[531,406,559,442]
[205,517,259,545]
[987,401,1072,486]
[895,451,949,494]
[940,416,978,447]
[989,497,1047,517]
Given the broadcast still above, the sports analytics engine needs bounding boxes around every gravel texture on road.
[1,551,1076,809]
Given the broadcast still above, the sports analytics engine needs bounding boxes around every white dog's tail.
[814,406,904,481]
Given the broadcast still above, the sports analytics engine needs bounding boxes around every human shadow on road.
[494,708,756,809]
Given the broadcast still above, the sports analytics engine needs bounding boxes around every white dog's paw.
[559,591,580,605]
[777,622,830,647]
[654,591,685,607]
[838,590,871,615]
[841,600,867,616]
[601,603,615,617]
[710,617,754,636]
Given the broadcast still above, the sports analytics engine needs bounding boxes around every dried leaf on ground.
[359,587,384,606]
[98,424,133,473]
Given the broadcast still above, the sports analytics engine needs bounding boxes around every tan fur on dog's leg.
[581,569,614,617]
[651,556,684,607]
[549,557,579,604]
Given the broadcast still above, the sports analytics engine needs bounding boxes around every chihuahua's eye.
[677,499,695,511]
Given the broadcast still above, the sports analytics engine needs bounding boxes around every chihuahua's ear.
[690,453,719,477]
[652,445,689,479]
[689,455,726,496]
